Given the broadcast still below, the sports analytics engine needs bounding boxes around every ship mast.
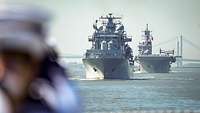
[88,13,132,51]
[99,13,121,33]
[138,24,153,55]
[86,13,133,62]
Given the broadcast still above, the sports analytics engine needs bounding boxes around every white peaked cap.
[0,4,52,59]
[0,4,51,24]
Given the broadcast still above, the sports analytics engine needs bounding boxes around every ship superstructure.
[135,24,176,73]
[82,13,134,79]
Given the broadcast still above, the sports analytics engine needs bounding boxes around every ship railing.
[85,50,124,58]
[137,54,171,57]
[94,34,120,38]
[94,32,122,36]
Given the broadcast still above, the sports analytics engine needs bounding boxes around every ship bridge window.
[108,40,118,50]
[101,40,108,50]
[108,40,113,50]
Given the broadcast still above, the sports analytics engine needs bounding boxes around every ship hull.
[137,55,173,73]
[82,58,133,79]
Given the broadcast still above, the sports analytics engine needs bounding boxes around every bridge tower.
[176,35,183,67]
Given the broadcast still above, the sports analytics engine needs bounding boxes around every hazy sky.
[1,0,200,59]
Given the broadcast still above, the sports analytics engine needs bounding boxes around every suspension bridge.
[60,35,200,67]
[154,35,200,67]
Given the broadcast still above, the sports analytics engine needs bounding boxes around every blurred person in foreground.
[0,4,81,113]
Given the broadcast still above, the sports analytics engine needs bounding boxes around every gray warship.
[82,13,134,79]
[135,24,176,73]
